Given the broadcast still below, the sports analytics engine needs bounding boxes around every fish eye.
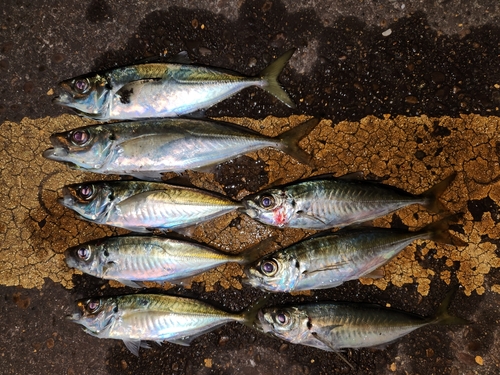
[77,247,91,261]
[259,194,275,209]
[73,78,90,94]
[260,259,278,276]
[70,130,90,145]
[78,185,94,200]
[275,311,290,326]
[86,299,101,313]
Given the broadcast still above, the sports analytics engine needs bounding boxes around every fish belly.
[106,135,273,174]
[109,80,256,119]
[291,197,415,229]
[327,324,420,349]
[108,191,236,230]
[108,309,236,343]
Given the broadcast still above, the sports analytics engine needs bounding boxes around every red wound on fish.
[273,207,288,226]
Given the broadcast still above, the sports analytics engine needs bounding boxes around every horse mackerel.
[257,290,468,353]
[245,218,465,292]
[54,49,296,120]
[67,294,262,355]
[65,235,272,287]
[59,180,241,233]
[43,117,319,181]
[242,173,456,229]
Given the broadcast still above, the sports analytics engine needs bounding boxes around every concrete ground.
[1,1,500,374]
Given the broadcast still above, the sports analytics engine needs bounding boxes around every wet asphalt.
[1,1,500,374]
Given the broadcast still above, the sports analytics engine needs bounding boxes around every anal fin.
[123,339,151,356]
[311,332,354,370]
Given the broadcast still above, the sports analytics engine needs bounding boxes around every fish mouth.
[52,92,72,106]
[58,197,69,208]
[240,200,258,219]
[66,312,82,322]
[42,148,79,169]
[241,274,259,288]
[64,248,78,268]
[242,267,261,287]
[255,310,273,333]
[66,301,85,322]
[43,147,68,161]
[58,187,75,209]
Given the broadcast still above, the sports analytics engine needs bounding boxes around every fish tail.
[237,236,277,265]
[240,295,270,328]
[420,173,457,214]
[420,215,467,247]
[277,118,320,165]
[431,288,470,326]
[259,49,296,108]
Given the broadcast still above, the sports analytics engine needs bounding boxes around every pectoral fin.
[302,261,349,275]
[296,211,327,225]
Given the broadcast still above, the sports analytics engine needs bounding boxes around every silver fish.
[54,50,295,120]
[257,291,467,353]
[59,180,241,233]
[65,235,270,288]
[242,173,456,229]
[43,118,318,181]
[67,294,259,355]
[245,219,465,292]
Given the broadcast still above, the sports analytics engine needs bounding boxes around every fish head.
[65,239,108,278]
[244,253,300,292]
[54,73,110,119]
[59,182,115,222]
[256,306,309,344]
[43,125,115,170]
[242,189,292,227]
[67,297,117,336]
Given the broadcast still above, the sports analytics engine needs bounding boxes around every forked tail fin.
[420,173,457,214]
[236,236,277,265]
[241,295,270,328]
[420,215,467,247]
[277,118,320,165]
[259,49,296,108]
[431,288,470,326]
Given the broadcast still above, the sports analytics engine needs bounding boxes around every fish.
[242,173,456,230]
[67,293,261,355]
[54,49,296,120]
[65,235,272,288]
[256,290,468,355]
[244,218,466,292]
[43,117,319,181]
[59,180,241,233]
